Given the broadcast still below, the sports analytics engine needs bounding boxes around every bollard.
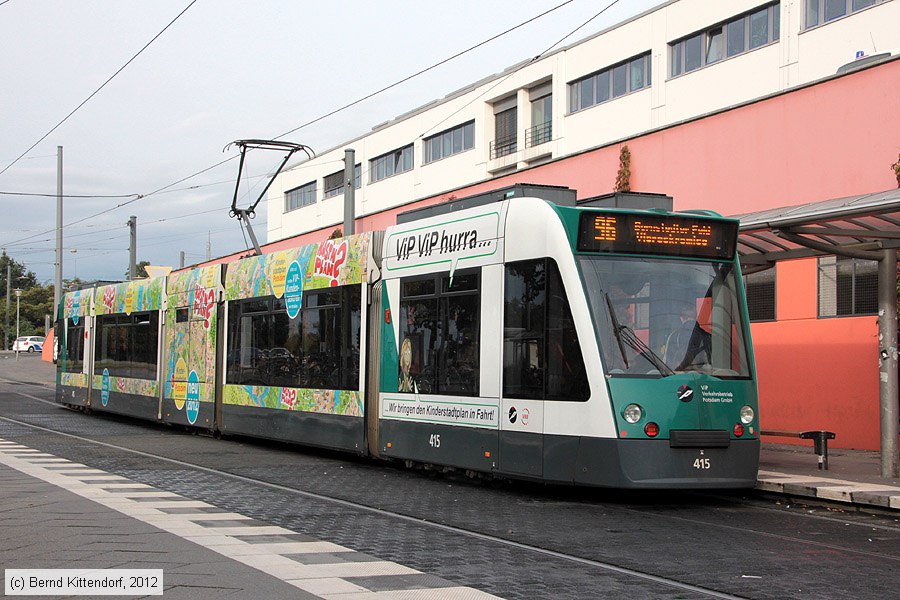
[800,431,836,470]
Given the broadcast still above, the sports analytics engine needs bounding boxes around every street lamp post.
[14,288,21,362]
[4,261,9,351]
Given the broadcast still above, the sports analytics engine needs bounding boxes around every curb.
[757,470,900,510]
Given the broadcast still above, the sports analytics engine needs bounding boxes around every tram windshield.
[579,256,751,378]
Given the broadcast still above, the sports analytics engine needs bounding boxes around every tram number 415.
[693,457,711,469]
[429,434,441,448]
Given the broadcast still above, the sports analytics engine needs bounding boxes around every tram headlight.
[623,404,643,424]
[740,405,755,424]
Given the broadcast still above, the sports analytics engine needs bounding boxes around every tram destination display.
[577,212,738,259]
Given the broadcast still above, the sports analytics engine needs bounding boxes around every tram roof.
[734,187,900,269]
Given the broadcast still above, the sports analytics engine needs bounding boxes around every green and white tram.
[56,185,758,489]
[376,190,757,488]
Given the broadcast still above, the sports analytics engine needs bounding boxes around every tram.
[55,185,759,488]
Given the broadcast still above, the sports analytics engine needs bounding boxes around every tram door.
[56,292,95,409]
[498,260,546,478]
[499,257,589,478]
[83,312,94,406]
[161,266,221,429]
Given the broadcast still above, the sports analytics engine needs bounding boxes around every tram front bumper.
[573,437,760,489]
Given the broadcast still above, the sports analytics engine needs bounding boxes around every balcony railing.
[489,134,517,159]
[525,121,552,148]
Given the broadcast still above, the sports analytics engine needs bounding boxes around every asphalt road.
[1,354,899,599]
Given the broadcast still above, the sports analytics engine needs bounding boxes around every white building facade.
[267,0,898,242]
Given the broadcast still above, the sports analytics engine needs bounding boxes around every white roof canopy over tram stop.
[735,188,900,478]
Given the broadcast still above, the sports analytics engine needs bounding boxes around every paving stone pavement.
[0,438,499,600]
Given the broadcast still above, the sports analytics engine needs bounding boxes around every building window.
[424,121,474,164]
[492,106,517,159]
[285,181,316,212]
[706,26,725,64]
[805,0,882,28]
[744,268,776,322]
[818,256,878,317]
[527,93,552,148]
[568,52,651,113]
[323,164,361,199]
[398,269,480,396]
[503,258,589,401]
[670,3,780,77]
[369,145,413,183]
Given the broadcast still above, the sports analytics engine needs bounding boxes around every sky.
[0,0,663,284]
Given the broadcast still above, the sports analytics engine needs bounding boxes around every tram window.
[398,269,480,397]
[302,291,342,389]
[503,259,589,401]
[443,272,479,293]
[545,263,589,401]
[175,308,189,323]
[242,298,271,314]
[271,302,295,388]
[226,285,361,390]
[503,260,546,398]
[229,304,270,386]
[95,315,114,376]
[130,313,159,380]
[93,311,159,379]
[62,318,85,374]
[445,291,480,394]
[403,278,436,297]
[399,296,437,393]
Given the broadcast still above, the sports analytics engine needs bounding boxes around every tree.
[18,284,53,336]
[1,252,39,347]
[892,153,900,188]
[1,252,37,293]
[125,260,151,280]
[614,145,632,193]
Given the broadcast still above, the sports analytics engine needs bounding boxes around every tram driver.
[664,300,712,372]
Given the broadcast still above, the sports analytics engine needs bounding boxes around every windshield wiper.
[617,323,675,376]
[604,293,630,369]
[603,292,674,376]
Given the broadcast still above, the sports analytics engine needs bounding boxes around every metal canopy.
[732,187,900,478]
[736,188,900,269]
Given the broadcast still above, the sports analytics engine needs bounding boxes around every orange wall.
[752,316,880,450]
[775,260,818,321]
[750,260,881,449]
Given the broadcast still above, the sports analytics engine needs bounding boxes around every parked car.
[13,336,45,353]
